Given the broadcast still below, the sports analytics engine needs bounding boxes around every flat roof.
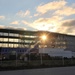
[0,28,75,37]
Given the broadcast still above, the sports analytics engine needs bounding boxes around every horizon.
[0,27,75,36]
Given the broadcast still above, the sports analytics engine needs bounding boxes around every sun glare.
[41,35,47,40]
[36,23,57,32]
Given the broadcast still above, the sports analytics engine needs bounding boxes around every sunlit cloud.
[0,25,16,29]
[0,25,5,29]
[0,16,5,20]
[54,6,75,16]
[36,0,66,14]
[22,15,75,35]
[0,0,74,35]
[34,13,39,17]
[33,16,63,23]
[16,10,30,17]
[32,0,75,35]
[10,21,19,25]
[21,16,63,32]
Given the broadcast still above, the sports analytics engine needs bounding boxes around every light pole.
[40,35,47,65]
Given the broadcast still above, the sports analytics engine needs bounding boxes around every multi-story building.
[0,28,75,58]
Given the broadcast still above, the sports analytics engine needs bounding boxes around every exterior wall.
[39,48,73,58]
[0,29,37,48]
[65,36,75,51]
[72,52,75,57]
[1,48,28,54]
[0,28,75,54]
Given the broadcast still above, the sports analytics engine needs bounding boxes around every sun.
[41,35,47,41]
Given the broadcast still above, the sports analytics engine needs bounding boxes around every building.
[0,28,75,59]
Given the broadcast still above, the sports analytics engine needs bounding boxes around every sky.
[0,0,75,35]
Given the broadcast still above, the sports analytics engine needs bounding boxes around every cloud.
[32,0,75,35]
[17,10,30,17]
[6,26,27,30]
[34,13,39,17]
[26,15,75,35]
[0,25,27,30]
[55,19,75,35]
[62,19,75,26]
[54,6,75,16]
[21,20,38,30]
[14,0,75,35]
[17,28,27,30]
[21,20,30,25]
[34,16,63,23]
[0,25,16,29]
[36,0,66,14]
[32,16,63,30]
[10,21,19,25]
[21,16,63,31]
[0,16,5,20]
[0,25,5,29]
[35,0,75,18]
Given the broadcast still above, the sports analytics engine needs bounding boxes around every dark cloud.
[62,19,75,27]
[56,19,75,34]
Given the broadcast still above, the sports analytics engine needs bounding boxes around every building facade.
[0,28,75,58]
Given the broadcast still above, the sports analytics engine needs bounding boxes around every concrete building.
[0,28,75,58]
